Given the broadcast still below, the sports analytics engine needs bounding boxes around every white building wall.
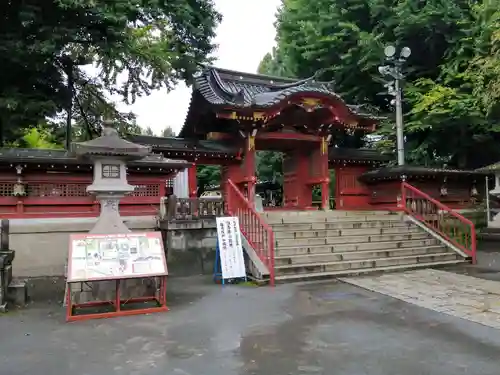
[173,169,189,198]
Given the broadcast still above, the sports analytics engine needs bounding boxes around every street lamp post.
[378,45,411,166]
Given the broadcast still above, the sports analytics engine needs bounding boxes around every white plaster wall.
[173,169,189,198]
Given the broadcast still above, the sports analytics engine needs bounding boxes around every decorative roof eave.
[196,67,382,119]
[126,135,239,156]
[180,66,385,137]
[328,148,391,164]
[347,104,385,121]
[359,166,489,183]
[329,159,385,166]
[205,180,282,192]
[72,124,152,160]
[206,66,321,98]
[0,148,191,170]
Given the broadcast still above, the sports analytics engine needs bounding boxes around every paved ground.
[451,244,500,281]
[341,269,500,329]
[1,275,500,375]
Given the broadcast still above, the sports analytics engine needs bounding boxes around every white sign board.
[67,232,167,282]
[216,216,246,279]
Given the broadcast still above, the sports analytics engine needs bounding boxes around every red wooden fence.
[401,182,477,264]
[0,174,170,218]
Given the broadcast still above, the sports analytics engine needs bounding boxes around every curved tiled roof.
[0,148,190,169]
[180,67,384,138]
[191,67,381,118]
[329,148,391,162]
[359,165,488,182]
[127,134,238,155]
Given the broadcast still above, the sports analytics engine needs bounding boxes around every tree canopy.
[259,0,500,169]
[0,0,221,145]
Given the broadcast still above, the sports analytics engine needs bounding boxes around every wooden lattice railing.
[0,175,167,218]
[161,196,225,221]
[401,182,477,263]
[225,179,275,286]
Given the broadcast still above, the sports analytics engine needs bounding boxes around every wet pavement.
[449,246,500,281]
[341,269,500,328]
[1,276,500,375]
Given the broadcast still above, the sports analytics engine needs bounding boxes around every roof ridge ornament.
[207,68,245,105]
[102,118,120,138]
[270,71,335,91]
[270,73,317,90]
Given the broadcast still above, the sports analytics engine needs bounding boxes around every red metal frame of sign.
[65,232,169,322]
[65,276,168,322]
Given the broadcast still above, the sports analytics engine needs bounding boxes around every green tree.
[262,0,500,169]
[0,0,221,145]
[256,151,284,183]
[258,47,293,77]
[161,126,176,137]
[470,4,500,118]
[5,126,62,149]
[142,126,156,136]
[197,165,220,195]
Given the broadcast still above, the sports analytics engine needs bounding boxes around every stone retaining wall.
[159,219,217,276]
[9,216,157,278]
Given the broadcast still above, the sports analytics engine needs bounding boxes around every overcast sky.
[116,0,281,135]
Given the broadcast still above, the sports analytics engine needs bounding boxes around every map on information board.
[67,232,168,282]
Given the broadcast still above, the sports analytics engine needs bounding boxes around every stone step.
[272,226,422,239]
[275,236,438,251]
[266,214,403,225]
[275,231,429,246]
[262,211,402,224]
[270,220,410,232]
[263,210,395,219]
[275,252,460,277]
[275,238,439,256]
[274,245,448,266]
[275,259,467,282]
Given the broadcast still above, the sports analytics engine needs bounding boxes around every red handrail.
[225,179,275,286]
[401,182,476,264]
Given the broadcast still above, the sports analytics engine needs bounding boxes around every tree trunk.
[65,61,74,150]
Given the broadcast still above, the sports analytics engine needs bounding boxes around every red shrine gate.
[164,67,382,211]
[220,132,330,210]
[129,132,386,212]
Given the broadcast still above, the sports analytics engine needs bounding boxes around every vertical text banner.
[216,216,246,279]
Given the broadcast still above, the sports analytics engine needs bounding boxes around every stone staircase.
[262,210,468,282]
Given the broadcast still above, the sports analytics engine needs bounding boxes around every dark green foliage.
[197,165,221,194]
[259,0,500,169]
[0,0,220,145]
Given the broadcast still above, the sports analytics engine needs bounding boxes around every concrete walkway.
[340,269,500,329]
[1,276,500,375]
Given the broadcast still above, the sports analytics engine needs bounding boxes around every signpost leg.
[65,283,72,321]
[115,280,121,312]
[213,240,224,284]
[160,276,167,306]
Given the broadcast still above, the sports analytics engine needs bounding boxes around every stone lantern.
[72,120,152,234]
[487,168,500,227]
[476,162,500,228]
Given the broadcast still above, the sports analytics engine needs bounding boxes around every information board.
[67,232,167,282]
[215,216,246,279]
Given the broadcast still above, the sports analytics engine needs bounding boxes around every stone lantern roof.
[476,162,500,173]
[71,120,152,160]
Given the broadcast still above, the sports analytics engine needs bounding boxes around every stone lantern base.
[90,194,130,234]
